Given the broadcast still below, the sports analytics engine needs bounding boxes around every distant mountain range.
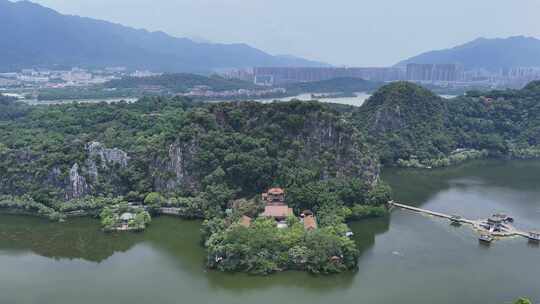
[0,0,326,72]
[398,36,540,70]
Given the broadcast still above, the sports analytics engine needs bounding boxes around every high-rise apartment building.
[406,63,463,82]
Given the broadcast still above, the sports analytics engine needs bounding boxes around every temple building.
[262,188,285,205]
[260,188,293,222]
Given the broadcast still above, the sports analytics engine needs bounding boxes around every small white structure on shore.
[120,212,135,223]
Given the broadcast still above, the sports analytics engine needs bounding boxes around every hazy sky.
[24,0,540,66]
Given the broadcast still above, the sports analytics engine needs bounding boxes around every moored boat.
[479,234,494,244]
[528,231,540,243]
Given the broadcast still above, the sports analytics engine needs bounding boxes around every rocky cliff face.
[85,141,130,183]
[214,101,381,186]
[65,163,88,200]
[86,141,130,167]
[371,104,406,134]
[148,102,381,196]
[1,100,382,202]
[294,115,379,185]
[63,142,130,199]
[152,139,200,193]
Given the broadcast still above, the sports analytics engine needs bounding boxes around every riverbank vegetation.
[396,149,489,169]
[0,195,63,221]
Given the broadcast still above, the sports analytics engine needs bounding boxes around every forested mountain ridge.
[0,0,324,72]
[2,81,540,204]
[397,36,540,70]
[0,97,379,204]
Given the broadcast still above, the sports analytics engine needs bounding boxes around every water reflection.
[0,213,391,291]
[1,159,539,304]
[0,216,142,262]
[383,159,540,204]
[349,217,390,255]
[204,216,391,291]
[527,241,539,249]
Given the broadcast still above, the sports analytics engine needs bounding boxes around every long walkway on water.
[388,201,535,240]
[390,202,474,224]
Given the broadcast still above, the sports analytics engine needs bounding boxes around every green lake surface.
[1,160,539,304]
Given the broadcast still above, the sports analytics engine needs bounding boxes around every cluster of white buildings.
[221,65,540,90]
[0,68,161,89]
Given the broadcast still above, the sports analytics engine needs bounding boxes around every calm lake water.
[256,92,373,107]
[20,93,456,107]
[255,92,456,107]
[1,160,539,304]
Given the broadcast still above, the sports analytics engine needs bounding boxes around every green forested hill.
[447,82,540,155]
[352,81,540,167]
[353,82,452,164]
[0,96,380,207]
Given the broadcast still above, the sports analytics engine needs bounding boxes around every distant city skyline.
[14,0,540,67]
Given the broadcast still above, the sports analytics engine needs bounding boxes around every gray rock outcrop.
[153,139,199,192]
[65,163,89,200]
[85,141,130,182]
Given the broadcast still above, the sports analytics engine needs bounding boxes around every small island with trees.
[203,187,387,274]
[100,202,151,232]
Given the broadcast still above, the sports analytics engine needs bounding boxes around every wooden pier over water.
[389,202,474,224]
[388,201,539,243]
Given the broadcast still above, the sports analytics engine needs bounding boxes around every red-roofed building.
[261,205,294,220]
[262,187,285,205]
[260,188,294,222]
